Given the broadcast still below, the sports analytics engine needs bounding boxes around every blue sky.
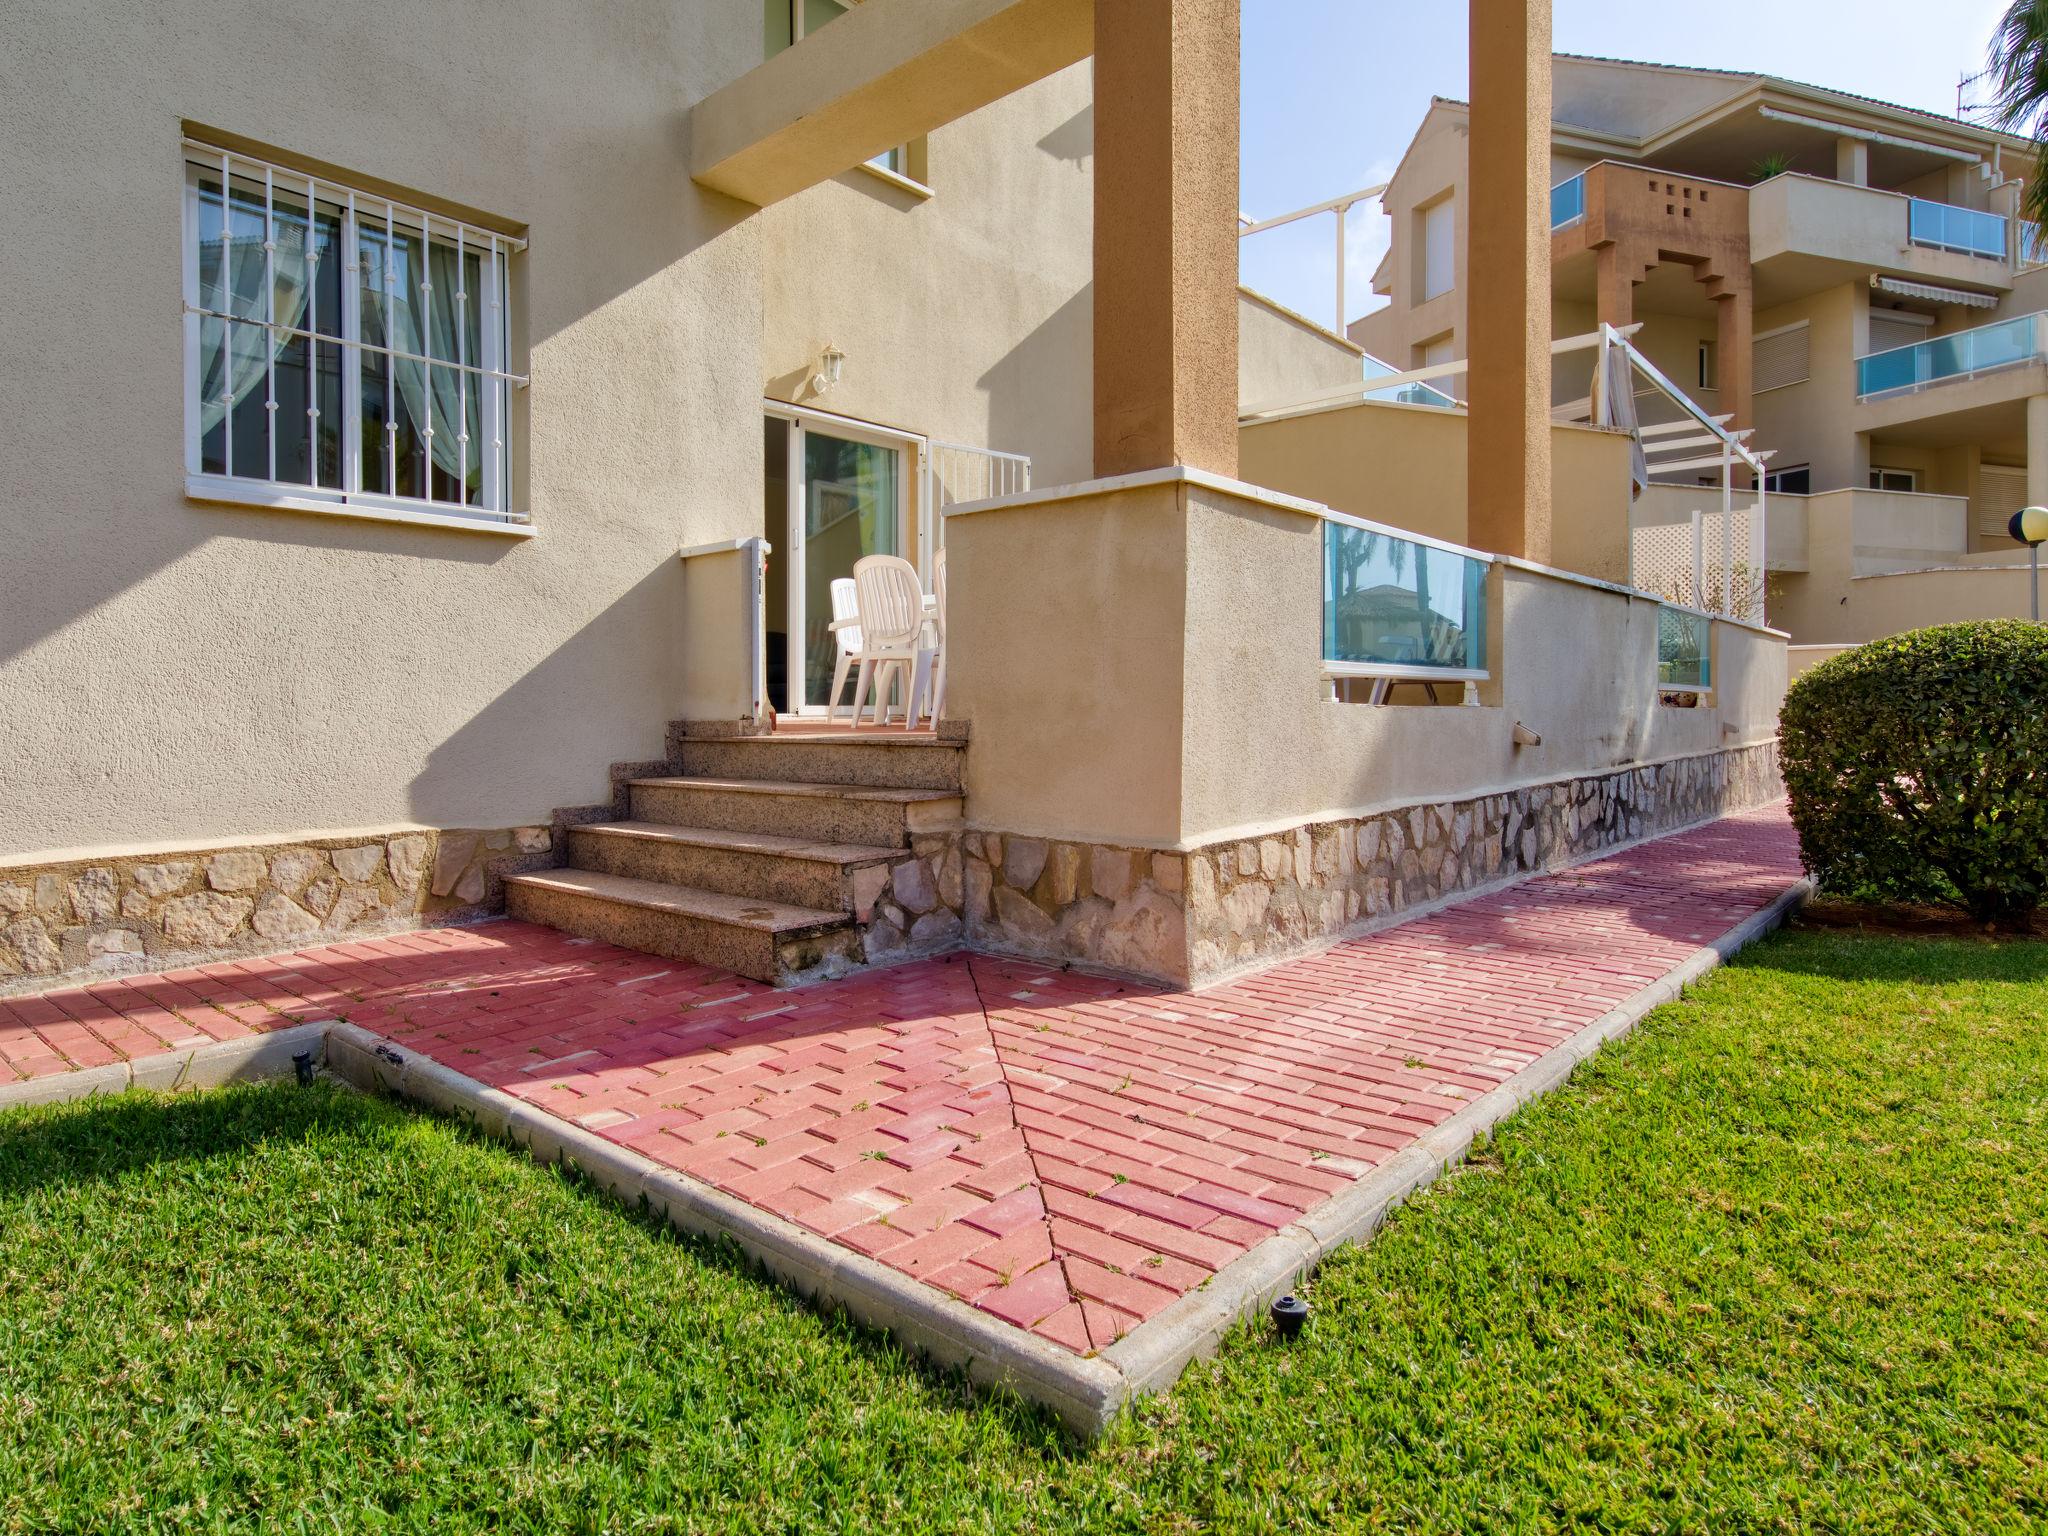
[1239,0,2016,334]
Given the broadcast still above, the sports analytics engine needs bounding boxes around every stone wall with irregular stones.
[0,826,554,996]
[855,832,969,968]
[966,741,1783,986]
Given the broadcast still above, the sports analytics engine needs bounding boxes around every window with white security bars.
[181,142,526,528]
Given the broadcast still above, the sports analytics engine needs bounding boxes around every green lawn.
[2,926,2044,1534]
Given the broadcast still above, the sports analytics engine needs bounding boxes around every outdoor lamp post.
[2011,505,2048,621]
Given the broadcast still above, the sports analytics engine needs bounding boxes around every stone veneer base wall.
[0,826,556,997]
[962,741,1784,986]
[3,743,1782,998]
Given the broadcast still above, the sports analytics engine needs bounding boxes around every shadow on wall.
[978,285,1094,489]
[0,0,774,852]
[407,559,682,828]
[1036,103,1092,169]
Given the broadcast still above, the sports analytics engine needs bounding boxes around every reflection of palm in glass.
[1323,524,1477,669]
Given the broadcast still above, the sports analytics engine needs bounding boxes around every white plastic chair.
[850,555,927,727]
[823,577,864,722]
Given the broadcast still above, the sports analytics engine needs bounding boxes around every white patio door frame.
[764,400,925,717]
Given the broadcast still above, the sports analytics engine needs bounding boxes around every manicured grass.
[2,926,2044,1533]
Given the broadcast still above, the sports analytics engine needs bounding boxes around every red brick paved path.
[1,805,1802,1355]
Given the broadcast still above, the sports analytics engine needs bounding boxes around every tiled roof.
[1554,51,2024,143]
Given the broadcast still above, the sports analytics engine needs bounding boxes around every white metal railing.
[181,139,528,525]
[1238,181,1389,336]
[1582,324,1770,625]
[924,441,1030,567]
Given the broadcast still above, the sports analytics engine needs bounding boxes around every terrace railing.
[1323,516,1490,700]
[1549,172,1586,230]
[1907,197,2008,261]
[1656,604,1712,691]
[1856,311,2048,399]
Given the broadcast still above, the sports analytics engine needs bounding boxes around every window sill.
[186,476,535,538]
[856,160,933,200]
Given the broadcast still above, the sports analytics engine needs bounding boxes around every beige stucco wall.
[759,61,1095,491]
[1765,488,2029,644]
[1348,102,1469,370]
[1751,282,1866,491]
[945,481,1190,847]
[945,472,1784,850]
[1237,289,1365,413]
[0,0,1097,860]
[1237,402,1633,584]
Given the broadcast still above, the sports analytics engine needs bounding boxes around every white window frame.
[763,401,921,718]
[180,140,530,536]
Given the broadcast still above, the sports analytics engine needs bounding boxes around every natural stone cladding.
[968,741,1783,986]
[0,826,553,996]
[855,832,968,968]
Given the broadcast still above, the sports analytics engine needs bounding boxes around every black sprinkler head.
[1271,1293,1309,1340]
[292,1050,316,1087]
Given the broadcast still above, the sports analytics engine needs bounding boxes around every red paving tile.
[0,804,1803,1355]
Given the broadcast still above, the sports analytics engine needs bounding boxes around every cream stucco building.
[1349,54,2048,663]
[0,1,1786,996]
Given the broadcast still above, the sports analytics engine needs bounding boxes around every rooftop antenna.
[1958,64,1997,125]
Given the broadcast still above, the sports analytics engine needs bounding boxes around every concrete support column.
[1716,288,1753,434]
[2027,393,2048,511]
[1465,0,1553,560]
[1092,0,1240,478]
[1836,136,1869,186]
[1594,244,1634,330]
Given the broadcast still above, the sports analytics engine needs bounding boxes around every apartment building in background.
[1350,54,2048,661]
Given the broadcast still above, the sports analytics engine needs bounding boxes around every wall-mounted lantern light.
[2010,505,2048,621]
[812,342,846,395]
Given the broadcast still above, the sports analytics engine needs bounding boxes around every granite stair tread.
[505,869,851,934]
[572,821,900,868]
[631,775,961,804]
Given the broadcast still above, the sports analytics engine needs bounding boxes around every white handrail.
[1237,181,1389,334]
[1240,324,1644,424]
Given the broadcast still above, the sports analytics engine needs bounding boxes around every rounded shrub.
[1779,621,2048,926]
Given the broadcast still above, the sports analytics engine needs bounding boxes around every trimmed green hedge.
[1780,621,2048,925]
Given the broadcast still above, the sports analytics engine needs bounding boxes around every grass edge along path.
[0,924,2043,1533]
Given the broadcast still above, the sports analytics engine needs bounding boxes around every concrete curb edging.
[0,1022,329,1112]
[1094,875,1814,1414]
[318,1025,1128,1430]
[0,872,1810,1439]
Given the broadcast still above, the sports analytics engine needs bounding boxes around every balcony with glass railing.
[1856,311,2048,399]
[1323,517,1489,681]
[1550,173,1586,230]
[1907,198,2008,261]
[1656,606,1711,690]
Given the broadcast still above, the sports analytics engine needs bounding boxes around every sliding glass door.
[761,408,914,715]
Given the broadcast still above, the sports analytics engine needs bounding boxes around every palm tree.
[1988,0,2048,228]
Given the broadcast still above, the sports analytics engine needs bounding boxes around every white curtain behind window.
[199,192,312,434]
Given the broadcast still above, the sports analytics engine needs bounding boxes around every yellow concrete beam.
[690,0,1093,207]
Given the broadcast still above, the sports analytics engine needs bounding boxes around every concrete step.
[674,733,965,792]
[628,776,962,850]
[566,821,901,911]
[504,869,861,986]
